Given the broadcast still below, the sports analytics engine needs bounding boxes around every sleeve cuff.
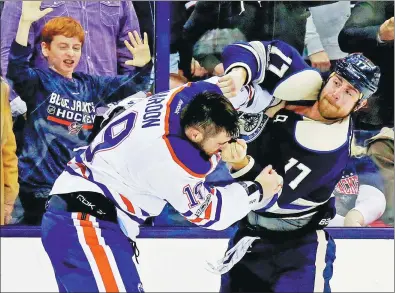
[231,156,255,178]
[306,38,324,56]
[224,62,252,85]
[253,180,263,202]
[10,39,33,56]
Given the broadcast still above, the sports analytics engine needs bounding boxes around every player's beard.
[318,95,353,121]
[195,137,219,158]
[192,138,211,158]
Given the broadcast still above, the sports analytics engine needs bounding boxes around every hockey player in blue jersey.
[210,41,381,292]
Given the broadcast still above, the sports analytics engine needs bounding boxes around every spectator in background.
[338,1,394,130]
[304,1,351,72]
[180,1,334,79]
[366,127,394,227]
[2,0,146,160]
[329,137,386,227]
[1,1,141,77]
[192,28,246,77]
[1,79,19,225]
[132,1,155,92]
[1,1,143,120]
[7,1,151,225]
[133,1,154,58]
[169,1,197,85]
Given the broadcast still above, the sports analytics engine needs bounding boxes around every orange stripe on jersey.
[190,217,204,223]
[47,115,93,129]
[120,194,135,214]
[204,202,213,220]
[75,162,88,179]
[162,83,210,178]
[80,216,119,292]
[47,115,71,126]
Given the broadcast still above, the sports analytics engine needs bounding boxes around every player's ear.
[185,126,204,143]
[353,99,367,112]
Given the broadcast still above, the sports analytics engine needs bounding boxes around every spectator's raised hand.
[124,31,151,67]
[218,67,247,99]
[309,51,331,72]
[379,17,394,41]
[20,1,53,23]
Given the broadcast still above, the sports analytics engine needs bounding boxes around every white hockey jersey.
[50,79,267,239]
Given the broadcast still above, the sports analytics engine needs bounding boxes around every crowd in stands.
[1,1,393,228]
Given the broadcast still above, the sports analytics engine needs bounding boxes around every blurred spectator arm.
[116,1,141,75]
[180,2,217,79]
[305,11,324,56]
[344,184,386,226]
[366,128,394,226]
[338,1,390,53]
[1,81,19,225]
[305,11,331,72]
[346,156,386,227]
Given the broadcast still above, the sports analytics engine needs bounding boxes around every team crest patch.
[238,111,269,143]
[47,105,56,115]
[68,121,83,135]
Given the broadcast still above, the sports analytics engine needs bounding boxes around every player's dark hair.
[181,91,240,138]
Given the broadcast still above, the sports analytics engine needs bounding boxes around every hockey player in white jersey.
[41,79,284,292]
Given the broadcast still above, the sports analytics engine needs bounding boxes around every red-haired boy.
[6,1,151,225]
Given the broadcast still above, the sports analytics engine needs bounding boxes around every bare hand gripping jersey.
[50,80,265,239]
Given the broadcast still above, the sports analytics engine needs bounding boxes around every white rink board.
[1,238,394,292]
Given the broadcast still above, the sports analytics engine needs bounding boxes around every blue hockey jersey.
[222,39,323,103]
[245,109,352,217]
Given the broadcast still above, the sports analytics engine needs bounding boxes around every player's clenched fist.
[221,139,247,164]
[254,165,283,201]
[218,67,247,99]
